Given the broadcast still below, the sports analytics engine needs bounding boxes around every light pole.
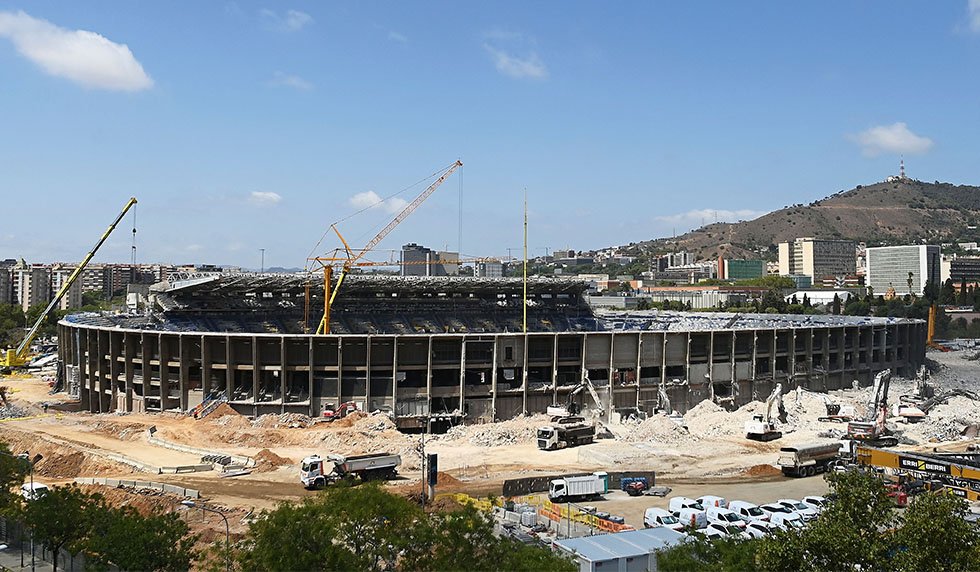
[182,500,229,572]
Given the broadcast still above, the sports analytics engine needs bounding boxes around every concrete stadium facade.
[58,314,927,429]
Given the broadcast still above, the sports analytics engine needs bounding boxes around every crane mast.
[3,197,138,370]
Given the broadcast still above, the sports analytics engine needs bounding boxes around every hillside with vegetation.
[633,178,980,261]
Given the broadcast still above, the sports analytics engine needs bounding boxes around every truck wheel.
[314,477,325,489]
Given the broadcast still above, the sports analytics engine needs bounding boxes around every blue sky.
[2,2,980,269]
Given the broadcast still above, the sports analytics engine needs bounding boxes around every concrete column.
[730,331,736,402]
[392,336,399,418]
[179,336,190,410]
[124,333,134,411]
[661,333,668,385]
[491,337,499,421]
[225,335,234,401]
[366,337,373,412]
[336,338,343,404]
[821,329,830,391]
[425,336,433,421]
[458,337,466,414]
[750,332,758,401]
[108,332,119,411]
[789,330,797,388]
[607,332,614,419]
[280,337,287,413]
[201,335,211,397]
[635,333,643,410]
[159,334,170,412]
[771,329,777,381]
[95,330,106,413]
[308,337,315,417]
[251,336,260,413]
[551,335,559,406]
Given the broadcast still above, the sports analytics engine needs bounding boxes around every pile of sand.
[252,448,293,473]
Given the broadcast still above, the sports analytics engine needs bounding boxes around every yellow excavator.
[1,197,138,372]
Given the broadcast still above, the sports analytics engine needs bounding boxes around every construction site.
[0,169,975,565]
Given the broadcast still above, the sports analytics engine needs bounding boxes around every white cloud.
[968,0,980,32]
[269,71,313,91]
[248,191,282,206]
[483,43,547,79]
[850,122,934,157]
[387,31,408,43]
[259,8,313,32]
[349,191,408,214]
[0,10,153,91]
[655,208,768,225]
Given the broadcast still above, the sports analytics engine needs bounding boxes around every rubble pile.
[0,405,27,419]
[619,415,689,444]
[440,414,551,447]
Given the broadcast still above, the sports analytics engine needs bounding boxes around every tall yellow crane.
[1,197,138,371]
[309,160,462,334]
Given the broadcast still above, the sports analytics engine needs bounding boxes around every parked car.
[706,506,747,529]
[777,499,819,522]
[700,522,751,539]
[668,496,705,513]
[759,503,794,520]
[697,495,728,509]
[770,512,806,531]
[729,500,770,523]
[644,507,685,531]
[21,483,49,501]
[801,495,828,512]
[745,521,780,539]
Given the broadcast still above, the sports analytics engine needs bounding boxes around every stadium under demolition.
[58,273,927,430]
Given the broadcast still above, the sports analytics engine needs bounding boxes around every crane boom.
[354,160,463,262]
[3,197,138,369]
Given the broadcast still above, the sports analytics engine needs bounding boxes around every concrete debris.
[438,415,551,447]
[0,405,28,419]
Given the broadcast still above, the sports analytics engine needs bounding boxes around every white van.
[729,500,770,523]
[676,507,707,529]
[644,507,685,531]
[21,483,49,501]
[706,506,747,529]
[777,499,819,522]
[668,496,704,514]
[697,495,728,509]
[770,512,806,531]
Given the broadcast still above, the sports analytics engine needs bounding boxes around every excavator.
[846,369,899,447]
[744,383,786,441]
[1,197,137,373]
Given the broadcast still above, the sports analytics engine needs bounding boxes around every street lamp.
[181,500,230,572]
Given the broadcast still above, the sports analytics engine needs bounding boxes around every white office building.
[866,245,941,296]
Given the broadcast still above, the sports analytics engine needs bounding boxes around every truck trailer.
[300,453,401,489]
[777,442,842,477]
[537,417,595,450]
[548,472,609,502]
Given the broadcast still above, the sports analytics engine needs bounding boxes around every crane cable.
[304,161,459,266]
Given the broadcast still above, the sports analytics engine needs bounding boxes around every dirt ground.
[0,349,975,541]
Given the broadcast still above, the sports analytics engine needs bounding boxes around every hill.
[636,178,980,260]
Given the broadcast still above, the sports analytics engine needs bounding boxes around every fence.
[74,477,200,498]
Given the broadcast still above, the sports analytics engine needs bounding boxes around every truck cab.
[537,427,558,450]
[300,455,327,489]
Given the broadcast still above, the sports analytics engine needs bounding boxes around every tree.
[657,535,757,571]
[85,505,196,571]
[0,304,26,347]
[832,294,841,316]
[24,303,64,339]
[24,485,100,572]
[959,277,971,305]
[757,470,896,571]
[892,491,980,572]
[940,278,957,305]
[922,279,940,303]
[0,444,28,515]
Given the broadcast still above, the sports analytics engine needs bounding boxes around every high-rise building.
[400,244,459,277]
[778,238,856,279]
[866,245,941,296]
[718,258,765,280]
[476,260,503,278]
[13,264,51,312]
[0,266,11,305]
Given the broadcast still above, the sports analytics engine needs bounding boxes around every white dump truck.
[536,417,595,450]
[300,453,401,489]
[777,442,841,477]
[548,472,608,502]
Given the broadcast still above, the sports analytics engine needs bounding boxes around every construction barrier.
[74,477,200,498]
[442,492,634,533]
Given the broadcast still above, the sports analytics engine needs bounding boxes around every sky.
[2,2,980,269]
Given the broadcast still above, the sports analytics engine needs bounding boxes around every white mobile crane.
[1,197,138,373]
[745,383,786,441]
[847,369,899,447]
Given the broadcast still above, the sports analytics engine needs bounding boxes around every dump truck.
[300,453,401,489]
[548,472,609,502]
[537,416,595,450]
[777,442,842,477]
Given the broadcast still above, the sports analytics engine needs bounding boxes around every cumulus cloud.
[349,191,408,214]
[850,122,934,157]
[387,31,408,43]
[260,8,313,32]
[969,0,980,32]
[269,71,313,91]
[483,44,547,79]
[248,191,282,206]
[655,208,768,225]
[0,10,153,91]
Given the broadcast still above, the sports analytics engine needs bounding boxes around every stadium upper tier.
[61,274,918,335]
